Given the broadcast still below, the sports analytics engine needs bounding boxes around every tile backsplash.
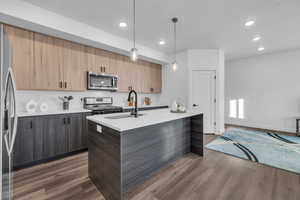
[16,90,162,113]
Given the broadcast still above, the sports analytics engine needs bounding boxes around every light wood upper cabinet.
[60,40,86,91]
[107,52,118,75]
[33,32,63,90]
[117,56,137,92]
[136,61,162,93]
[95,49,109,73]
[136,60,150,93]
[34,34,85,91]
[152,63,162,93]
[85,46,97,73]
[6,25,162,93]
[5,25,35,90]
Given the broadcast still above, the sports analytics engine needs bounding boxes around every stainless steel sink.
[105,113,145,119]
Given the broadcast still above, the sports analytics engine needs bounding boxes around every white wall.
[160,51,189,106]
[225,49,300,133]
[160,49,225,134]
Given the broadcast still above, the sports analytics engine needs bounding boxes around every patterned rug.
[205,128,300,174]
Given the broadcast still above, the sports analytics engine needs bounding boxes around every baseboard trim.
[225,124,297,136]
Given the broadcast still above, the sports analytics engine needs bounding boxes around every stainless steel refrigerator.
[0,24,18,200]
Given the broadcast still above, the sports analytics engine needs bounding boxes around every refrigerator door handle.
[3,67,18,156]
[3,132,11,155]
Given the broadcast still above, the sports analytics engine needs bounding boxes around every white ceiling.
[23,0,300,60]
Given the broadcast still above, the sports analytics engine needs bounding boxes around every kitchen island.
[86,109,203,200]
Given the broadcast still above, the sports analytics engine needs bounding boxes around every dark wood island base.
[88,114,203,200]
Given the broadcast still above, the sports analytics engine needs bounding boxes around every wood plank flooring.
[13,135,300,200]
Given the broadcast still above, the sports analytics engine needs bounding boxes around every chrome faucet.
[127,89,138,117]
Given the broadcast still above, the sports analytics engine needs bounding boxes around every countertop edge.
[86,110,203,132]
[17,109,91,118]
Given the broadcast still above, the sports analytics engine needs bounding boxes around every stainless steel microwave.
[87,72,118,91]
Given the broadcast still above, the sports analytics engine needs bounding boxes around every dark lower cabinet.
[68,113,83,152]
[82,113,92,149]
[13,117,43,166]
[14,112,90,169]
[43,115,68,158]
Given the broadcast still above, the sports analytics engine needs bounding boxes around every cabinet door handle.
[63,118,66,124]
[104,66,106,73]
[150,88,154,92]
[68,117,71,124]
[64,82,67,88]
[59,81,63,88]
[30,121,33,129]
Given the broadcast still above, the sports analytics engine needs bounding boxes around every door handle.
[193,104,199,107]
[59,81,63,88]
[64,82,67,88]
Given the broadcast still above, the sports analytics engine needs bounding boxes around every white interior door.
[191,70,216,133]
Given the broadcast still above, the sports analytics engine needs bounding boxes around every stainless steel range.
[83,97,123,115]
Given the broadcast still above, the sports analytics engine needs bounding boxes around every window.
[229,100,237,118]
[229,98,244,119]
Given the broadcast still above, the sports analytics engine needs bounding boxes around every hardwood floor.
[13,135,300,200]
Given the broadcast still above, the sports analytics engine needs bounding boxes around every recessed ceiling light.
[258,46,265,51]
[252,35,261,42]
[245,20,255,27]
[119,22,127,28]
[159,40,166,45]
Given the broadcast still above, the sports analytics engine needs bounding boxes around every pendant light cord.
[172,17,178,63]
[133,0,136,49]
[174,20,176,62]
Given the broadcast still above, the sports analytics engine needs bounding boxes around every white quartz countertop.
[86,108,203,132]
[18,108,91,117]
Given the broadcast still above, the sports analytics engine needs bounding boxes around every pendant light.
[172,17,178,71]
[130,0,138,61]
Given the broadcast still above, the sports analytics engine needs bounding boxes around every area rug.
[205,128,300,174]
